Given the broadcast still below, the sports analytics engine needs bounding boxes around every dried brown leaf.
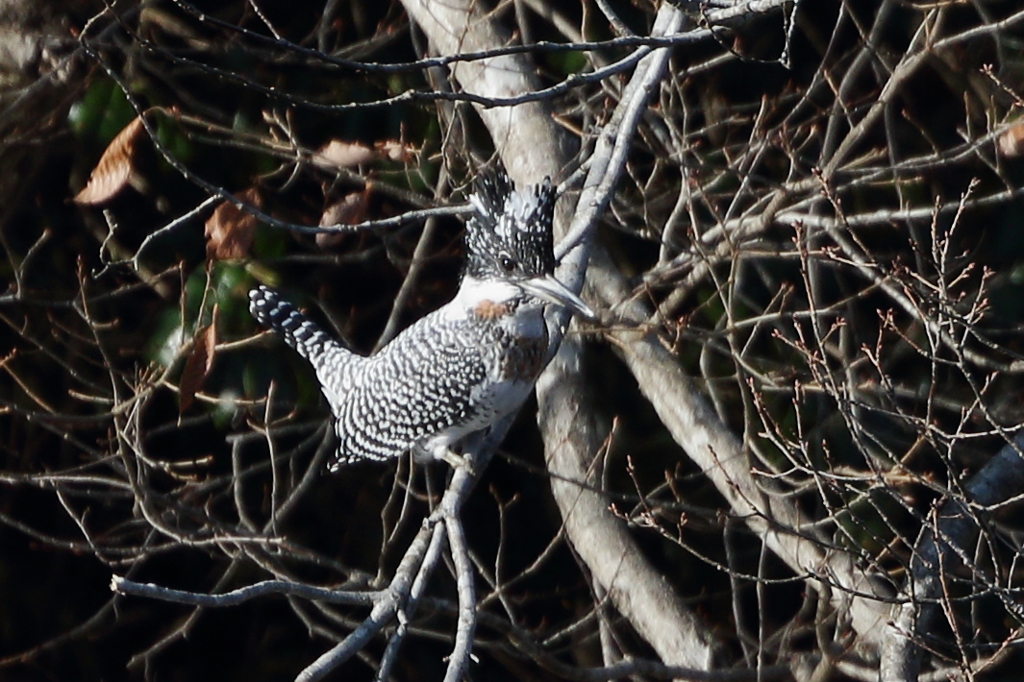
[316,190,370,248]
[998,121,1024,158]
[205,188,260,261]
[375,139,414,162]
[179,318,217,414]
[311,140,375,169]
[319,191,369,227]
[74,116,146,205]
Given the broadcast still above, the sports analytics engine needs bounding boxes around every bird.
[248,168,593,471]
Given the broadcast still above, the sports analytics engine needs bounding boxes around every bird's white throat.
[450,275,523,312]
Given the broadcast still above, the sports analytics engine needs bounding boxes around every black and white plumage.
[249,169,593,470]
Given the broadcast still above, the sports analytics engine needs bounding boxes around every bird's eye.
[499,255,517,272]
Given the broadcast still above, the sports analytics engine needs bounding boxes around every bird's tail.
[248,285,355,409]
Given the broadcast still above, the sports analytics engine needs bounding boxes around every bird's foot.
[440,449,475,476]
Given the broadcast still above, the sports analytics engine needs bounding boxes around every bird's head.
[463,169,594,320]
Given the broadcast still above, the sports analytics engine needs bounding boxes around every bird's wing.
[329,312,494,467]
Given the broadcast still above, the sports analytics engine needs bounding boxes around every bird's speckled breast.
[500,334,547,381]
[470,298,549,383]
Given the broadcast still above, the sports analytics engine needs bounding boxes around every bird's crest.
[465,169,557,279]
